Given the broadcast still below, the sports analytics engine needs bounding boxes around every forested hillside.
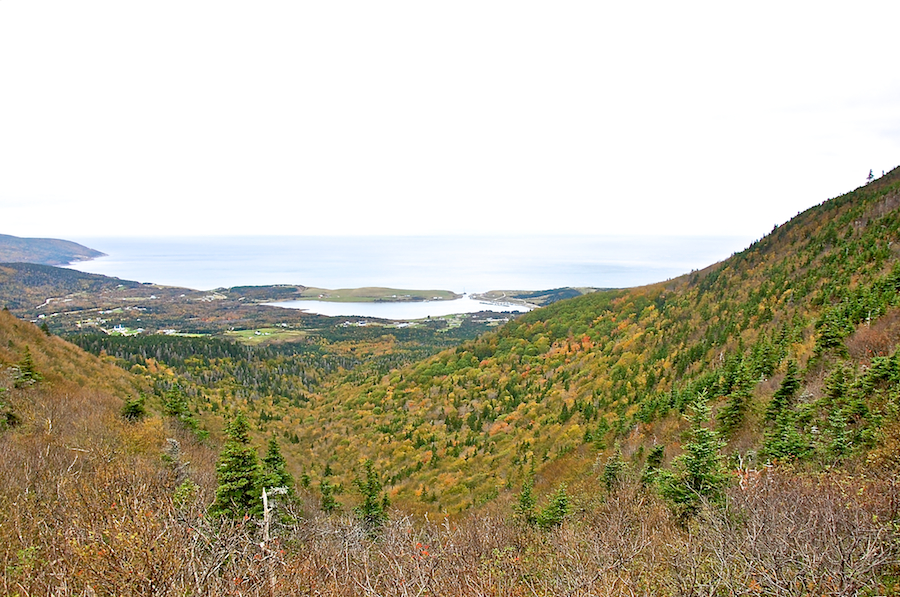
[3,168,900,595]
[215,167,898,513]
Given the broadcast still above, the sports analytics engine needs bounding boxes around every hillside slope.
[0,233,104,265]
[0,310,187,592]
[262,167,900,512]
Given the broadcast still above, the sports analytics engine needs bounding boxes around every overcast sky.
[1,1,898,239]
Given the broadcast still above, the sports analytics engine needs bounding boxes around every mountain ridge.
[0,233,105,265]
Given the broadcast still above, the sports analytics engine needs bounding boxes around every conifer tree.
[515,474,537,526]
[14,346,42,388]
[0,385,19,430]
[763,409,810,462]
[262,436,294,495]
[537,484,570,529]
[718,358,754,435]
[210,412,263,518]
[121,394,147,422]
[320,463,338,513]
[824,363,851,402]
[765,359,801,423]
[815,311,852,355]
[354,460,389,531]
[558,401,571,423]
[163,385,201,432]
[659,394,728,521]
[641,444,665,486]
[602,444,625,492]
[163,385,190,418]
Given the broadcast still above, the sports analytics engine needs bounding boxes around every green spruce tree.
[641,444,665,486]
[262,436,294,495]
[210,412,263,518]
[514,474,537,526]
[321,479,337,514]
[718,358,754,435]
[163,385,201,432]
[537,484,570,529]
[121,394,147,422]
[354,460,389,532]
[659,394,728,521]
[14,346,42,388]
[765,359,801,423]
[602,444,625,492]
[762,409,810,462]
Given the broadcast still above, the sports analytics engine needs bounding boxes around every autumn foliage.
[2,168,900,593]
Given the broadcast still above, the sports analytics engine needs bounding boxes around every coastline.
[287,286,462,303]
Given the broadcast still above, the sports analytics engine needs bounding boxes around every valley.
[1,169,900,594]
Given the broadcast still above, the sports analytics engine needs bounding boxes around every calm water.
[67,235,754,318]
[268,296,532,319]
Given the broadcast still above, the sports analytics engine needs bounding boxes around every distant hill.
[475,287,600,307]
[0,233,105,265]
[0,262,144,312]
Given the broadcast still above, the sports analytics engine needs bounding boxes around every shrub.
[121,394,147,422]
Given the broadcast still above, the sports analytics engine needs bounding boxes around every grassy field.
[224,326,310,344]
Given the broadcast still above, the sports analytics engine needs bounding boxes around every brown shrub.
[846,308,900,359]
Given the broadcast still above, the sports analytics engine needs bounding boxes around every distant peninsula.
[222,285,461,303]
[0,233,105,266]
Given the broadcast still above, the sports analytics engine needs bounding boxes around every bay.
[268,295,532,319]
[66,235,754,318]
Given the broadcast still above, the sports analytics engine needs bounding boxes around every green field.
[224,327,310,344]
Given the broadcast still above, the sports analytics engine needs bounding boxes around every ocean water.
[67,235,754,317]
